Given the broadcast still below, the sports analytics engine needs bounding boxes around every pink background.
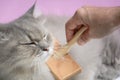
[0,0,120,23]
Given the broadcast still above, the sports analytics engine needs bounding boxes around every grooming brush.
[47,27,87,80]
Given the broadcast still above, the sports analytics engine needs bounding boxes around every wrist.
[105,7,120,34]
[108,7,120,28]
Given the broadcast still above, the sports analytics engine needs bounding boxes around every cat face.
[0,5,53,69]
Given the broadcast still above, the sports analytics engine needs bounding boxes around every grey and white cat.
[0,4,120,80]
[0,5,54,80]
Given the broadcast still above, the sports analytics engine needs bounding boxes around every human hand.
[65,6,120,45]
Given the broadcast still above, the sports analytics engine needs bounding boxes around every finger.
[77,27,90,45]
[65,11,86,42]
[65,18,79,42]
[77,38,86,45]
[77,36,90,45]
[65,11,83,30]
[65,24,76,42]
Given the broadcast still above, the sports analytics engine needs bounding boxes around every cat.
[0,4,120,80]
[0,5,55,80]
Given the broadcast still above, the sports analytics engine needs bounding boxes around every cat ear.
[0,27,10,43]
[26,2,42,18]
[27,3,36,15]
[33,4,42,18]
[0,31,10,43]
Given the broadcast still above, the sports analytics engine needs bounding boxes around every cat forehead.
[14,24,47,40]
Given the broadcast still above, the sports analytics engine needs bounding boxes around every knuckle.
[65,22,68,27]
[76,9,80,14]
[65,23,68,29]
[65,20,71,28]
[76,8,82,15]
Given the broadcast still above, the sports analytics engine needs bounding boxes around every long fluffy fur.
[0,6,120,80]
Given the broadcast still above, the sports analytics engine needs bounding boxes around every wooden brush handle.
[53,27,88,58]
[65,27,88,52]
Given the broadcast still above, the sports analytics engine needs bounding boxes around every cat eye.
[20,41,49,52]
[25,42,36,45]
[20,41,38,46]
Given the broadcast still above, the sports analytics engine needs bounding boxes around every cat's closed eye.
[19,40,49,51]
[19,41,38,47]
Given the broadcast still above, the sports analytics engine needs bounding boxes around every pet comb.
[47,27,87,80]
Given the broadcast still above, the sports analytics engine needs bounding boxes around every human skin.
[65,6,120,45]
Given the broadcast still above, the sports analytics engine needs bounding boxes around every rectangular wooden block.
[46,39,82,80]
[47,54,82,80]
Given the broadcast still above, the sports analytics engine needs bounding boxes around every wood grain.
[46,39,82,80]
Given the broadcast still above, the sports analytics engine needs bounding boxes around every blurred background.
[0,0,120,80]
[0,0,120,23]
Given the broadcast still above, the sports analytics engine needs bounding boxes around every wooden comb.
[46,27,87,80]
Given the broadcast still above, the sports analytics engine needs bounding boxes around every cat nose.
[42,48,49,51]
[37,42,50,51]
[37,45,49,51]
